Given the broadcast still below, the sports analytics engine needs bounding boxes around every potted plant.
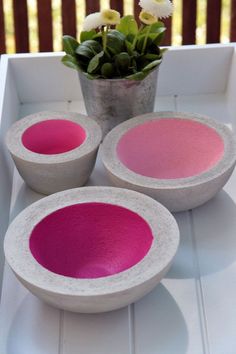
[62,0,173,136]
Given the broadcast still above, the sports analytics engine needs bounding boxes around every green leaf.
[80,30,96,43]
[116,15,138,36]
[126,33,135,43]
[76,46,94,59]
[160,48,168,55]
[136,56,150,70]
[125,40,135,56]
[136,30,165,53]
[130,58,137,72]
[137,22,166,47]
[126,71,148,80]
[91,32,102,41]
[84,73,101,80]
[138,29,166,43]
[101,62,114,78]
[139,32,165,41]
[76,40,103,59]
[147,43,161,55]
[61,54,81,71]
[144,53,161,60]
[62,35,79,56]
[87,51,105,74]
[114,52,131,74]
[153,32,166,45]
[142,59,162,72]
[136,36,152,52]
[140,21,165,34]
[110,30,126,41]
[106,30,125,55]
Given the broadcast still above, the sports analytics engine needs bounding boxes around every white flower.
[101,9,121,26]
[139,0,173,19]
[83,9,121,31]
[83,12,105,31]
[139,10,158,25]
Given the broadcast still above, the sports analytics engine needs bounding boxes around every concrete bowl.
[101,111,236,212]
[4,186,179,313]
[6,111,102,194]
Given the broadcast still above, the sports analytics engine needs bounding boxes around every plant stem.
[131,24,144,50]
[142,25,151,54]
[102,26,108,51]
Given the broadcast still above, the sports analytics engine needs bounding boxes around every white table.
[0,44,236,354]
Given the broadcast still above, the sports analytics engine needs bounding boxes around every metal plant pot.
[79,68,159,137]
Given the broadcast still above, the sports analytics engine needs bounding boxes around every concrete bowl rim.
[5,111,102,164]
[4,186,179,297]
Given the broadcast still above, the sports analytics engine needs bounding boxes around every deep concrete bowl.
[101,112,236,212]
[4,187,179,313]
[6,111,102,194]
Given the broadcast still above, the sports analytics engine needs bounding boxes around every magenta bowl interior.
[29,202,153,279]
[22,119,86,155]
[117,118,225,179]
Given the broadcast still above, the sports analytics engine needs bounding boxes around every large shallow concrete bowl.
[6,111,102,194]
[101,112,236,212]
[4,187,179,313]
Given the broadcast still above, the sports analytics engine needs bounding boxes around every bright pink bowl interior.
[22,119,86,154]
[117,118,224,179]
[29,202,153,279]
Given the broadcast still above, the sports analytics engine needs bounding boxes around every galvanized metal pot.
[78,68,159,137]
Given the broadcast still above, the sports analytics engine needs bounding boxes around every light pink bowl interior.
[117,118,225,179]
[29,203,153,279]
[22,119,86,154]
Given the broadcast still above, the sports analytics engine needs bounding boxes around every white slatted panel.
[0,101,68,354]
[7,45,234,102]
[62,308,131,354]
[177,94,232,127]
[226,48,236,128]
[1,45,236,354]
[0,58,20,290]
[0,264,61,354]
[134,212,205,354]
[63,99,131,354]
[133,98,205,354]
[1,94,236,354]
[19,101,70,118]
[177,93,236,354]
[158,45,234,96]
[61,98,180,354]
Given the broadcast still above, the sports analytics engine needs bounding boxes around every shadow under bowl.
[101,111,236,212]
[4,186,179,313]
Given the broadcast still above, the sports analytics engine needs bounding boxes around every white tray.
[0,44,236,354]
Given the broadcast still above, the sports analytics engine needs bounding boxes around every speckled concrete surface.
[4,187,179,313]
[6,111,102,194]
[101,112,236,212]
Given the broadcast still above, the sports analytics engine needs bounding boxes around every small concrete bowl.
[4,187,179,313]
[101,112,236,212]
[6,111,102,194]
